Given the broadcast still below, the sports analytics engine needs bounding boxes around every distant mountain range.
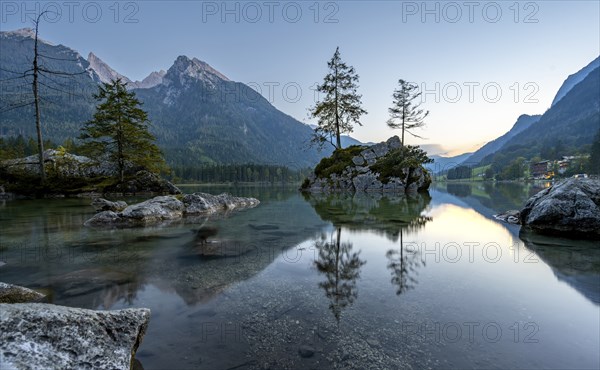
[2,28,597,171]
[460,114,542,166]
[0,28,349,168]
[432,56,600,173]
[485,64,599,165]
[551,56,599,106]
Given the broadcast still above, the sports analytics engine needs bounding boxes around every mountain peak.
[1,28,52,45]
[87,52,131,85]
[168,55,230,83]
[4,28,35,38]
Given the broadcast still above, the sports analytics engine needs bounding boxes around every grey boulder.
[85,193,260,227]
[520,178,600,238]
[85,196,184,227]
[183,192,260,215]
[0,303,150,370]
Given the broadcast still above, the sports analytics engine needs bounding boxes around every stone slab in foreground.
[0,303,150,370]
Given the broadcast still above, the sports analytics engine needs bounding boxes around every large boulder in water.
[520,178,600,239]
[183,192,260,215]
[0,303,149,370]
[84,193,260,227]
[85,196,185,227]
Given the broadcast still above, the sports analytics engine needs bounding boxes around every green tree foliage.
[169,164,310,184]
[0,136,56,160]
[369,145,433,184]
[80,79,166,182]
[387,79,429,144]
[311,47,367,149]
[447,165,473,180]
[589,129,600,175]
[496,157,527,180]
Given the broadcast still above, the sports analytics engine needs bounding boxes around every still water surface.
[0,182,598,369]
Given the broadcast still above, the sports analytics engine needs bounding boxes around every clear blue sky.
[1,1,599,155]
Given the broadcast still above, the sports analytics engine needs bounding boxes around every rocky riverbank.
[85,192,260,227]
[495,178,600,239]
[301,136,431,194]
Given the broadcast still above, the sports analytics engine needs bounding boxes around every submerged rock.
[0,282,45,303]
[85,193,260,227]
[92,198,128,212]
[0,303,149,370]
[494,210,521,224]
[520,178,600,238]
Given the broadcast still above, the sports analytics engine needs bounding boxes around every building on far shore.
[531,160,550,179]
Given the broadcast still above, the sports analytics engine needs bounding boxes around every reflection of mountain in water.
[314,227,366,322]
[305,192,432,314]
[520,230,600,305]
[434,182,600,306]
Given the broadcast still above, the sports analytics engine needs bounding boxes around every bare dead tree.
[0,11,91,185]
[32,12,46,182]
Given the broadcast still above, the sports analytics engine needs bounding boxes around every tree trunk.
[32,18,45,184]
[334,65,341,150]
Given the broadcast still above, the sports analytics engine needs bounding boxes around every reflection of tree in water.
[314,227,366,322]
[306,192,432,306]
[386,229,425,295]
[304,192,432,242]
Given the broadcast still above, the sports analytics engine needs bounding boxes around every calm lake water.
[1,182,599,369]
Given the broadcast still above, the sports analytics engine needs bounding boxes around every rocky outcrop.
[302,136,431,194]
[0,149,114,178]
[103,170,182,195]
[0,282,45,303]
[520,178,600,238]
[85,193,260,227]
[0,303,149,370]
[0,150,181,196]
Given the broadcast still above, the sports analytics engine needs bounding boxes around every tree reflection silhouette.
[314,227,366,322]
[386,229,425,295]
[305,192,432,301]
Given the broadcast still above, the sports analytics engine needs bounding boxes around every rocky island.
[301,136,432,194]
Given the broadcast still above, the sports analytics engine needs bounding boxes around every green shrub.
[370,145,432,184]
[314,145,366,179]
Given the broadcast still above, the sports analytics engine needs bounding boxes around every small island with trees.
[301,47,433,195]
